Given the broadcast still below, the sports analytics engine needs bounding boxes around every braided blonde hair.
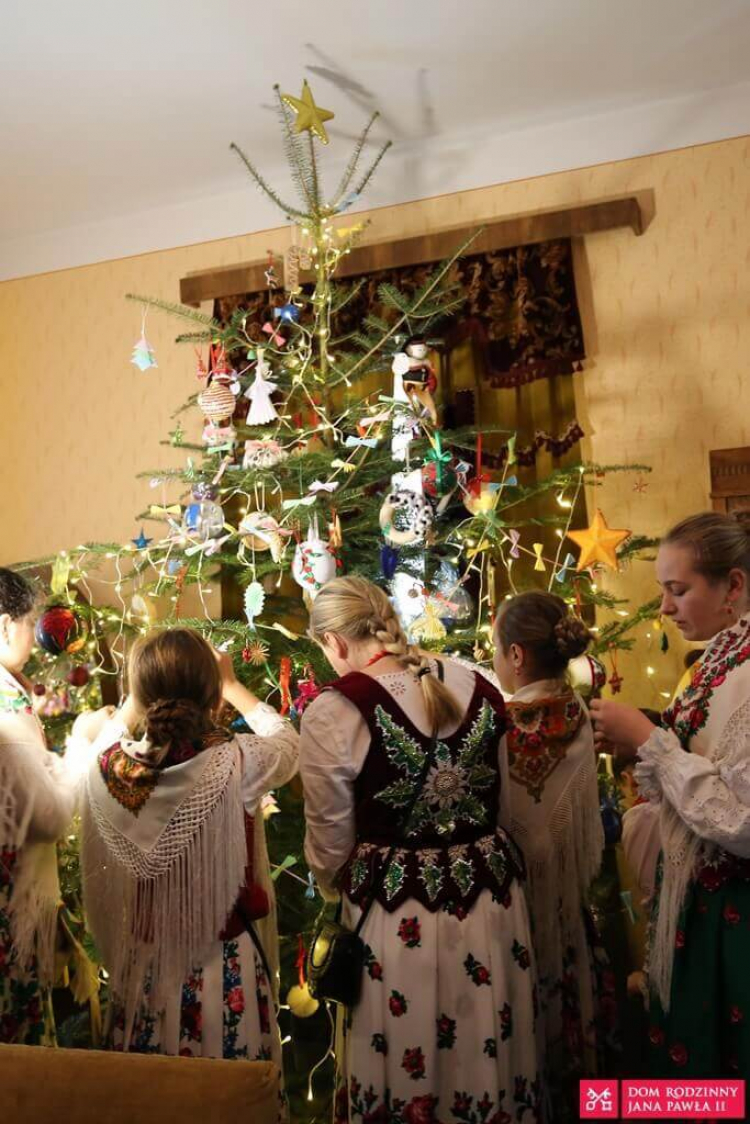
[309,575,463,731]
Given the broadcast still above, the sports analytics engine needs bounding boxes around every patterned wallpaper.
[1,135,749,704]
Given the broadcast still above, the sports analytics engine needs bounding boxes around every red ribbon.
[279,656,292,716]
[295,934,306,988]
[468,432,490,496]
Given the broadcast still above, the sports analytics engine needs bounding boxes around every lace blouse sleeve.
[0,722,77,847]
[237,703,299,813]
[635,699,750,856]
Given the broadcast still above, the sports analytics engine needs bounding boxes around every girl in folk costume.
[79,629,298,1084]
[0,569,78,1044]
[493,593,607,1110]
[300,576,540,1124]
[592,513,750,1078]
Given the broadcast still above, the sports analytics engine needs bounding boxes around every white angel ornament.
[245,348,279,426]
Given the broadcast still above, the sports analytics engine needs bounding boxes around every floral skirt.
[647,862,750,1078]
[0,861,54,1047]
[109,932,284,1113]
[335,884,541,1124]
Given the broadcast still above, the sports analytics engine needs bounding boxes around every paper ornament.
[274,302,301,323]
[280,80,335,144]
[131,333,157,371]
[243,581,266,628]
[50,554,71,596]
[553,553,577,584]
[245,350,279,426]
[532,544,546,572]
[567,509,631,571]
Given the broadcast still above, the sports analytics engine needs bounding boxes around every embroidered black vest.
[329,670,524,913]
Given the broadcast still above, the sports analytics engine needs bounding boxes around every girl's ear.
[727,567,747,606]
[323,632,348,661]
[509,642,525,671]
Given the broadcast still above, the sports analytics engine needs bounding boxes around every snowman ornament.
[292,515,338,600]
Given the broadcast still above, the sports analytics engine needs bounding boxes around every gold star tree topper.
[280,80,335,144]
[567,508,631,571]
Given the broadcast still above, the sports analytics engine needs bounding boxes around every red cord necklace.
[364,650,390,668]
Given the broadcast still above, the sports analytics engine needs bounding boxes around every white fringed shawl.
[81,735,247,1045]
[505,679,604,996]
[634,615,750,1010]
[0,667,72,986]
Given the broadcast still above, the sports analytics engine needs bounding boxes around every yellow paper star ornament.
[567,508,630,571]
[280,80,335,144]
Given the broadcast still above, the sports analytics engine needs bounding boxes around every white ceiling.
[1,0,749,280]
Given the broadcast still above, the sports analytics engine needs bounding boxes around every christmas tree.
[20,80,659,1118]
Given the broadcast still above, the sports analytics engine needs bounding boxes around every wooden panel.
[710,446,750,527]
[180,195,645,305]
[710,446,750,498]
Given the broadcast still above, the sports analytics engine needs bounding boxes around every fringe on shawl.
[511,747,604,992]
[81,747,247,1047]
[647,800,701,1012]
[0,751,60,985]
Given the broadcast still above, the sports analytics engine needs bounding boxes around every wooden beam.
[180,195,645,305]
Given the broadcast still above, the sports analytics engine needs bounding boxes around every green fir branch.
[273,85,316,213]
[331,111,381,207]
[125,294,220,331]
[229,142,309,221]
[353,139,393,197]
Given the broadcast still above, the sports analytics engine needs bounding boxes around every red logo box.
[580,1080,619,1118]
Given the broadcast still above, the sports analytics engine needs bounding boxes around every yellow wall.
[1,135,749,702]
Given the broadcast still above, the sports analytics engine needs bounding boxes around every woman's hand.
[70,705,115,743]
[119,694,142,735]
[214,647,260,713]
[590,699,656,759]
[214,648,238,696]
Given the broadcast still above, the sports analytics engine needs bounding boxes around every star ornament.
[567,509,630,571]
[280,80,335,144]
[132,527,153,550]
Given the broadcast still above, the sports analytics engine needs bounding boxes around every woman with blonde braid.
[301,576,540,1124]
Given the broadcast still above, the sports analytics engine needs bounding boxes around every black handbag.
[307,663,444,1008]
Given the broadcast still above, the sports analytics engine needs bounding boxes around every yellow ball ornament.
[286,982,320,1019]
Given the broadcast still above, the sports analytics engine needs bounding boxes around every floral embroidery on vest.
[334,670,524,912]
[374,701,497,837]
